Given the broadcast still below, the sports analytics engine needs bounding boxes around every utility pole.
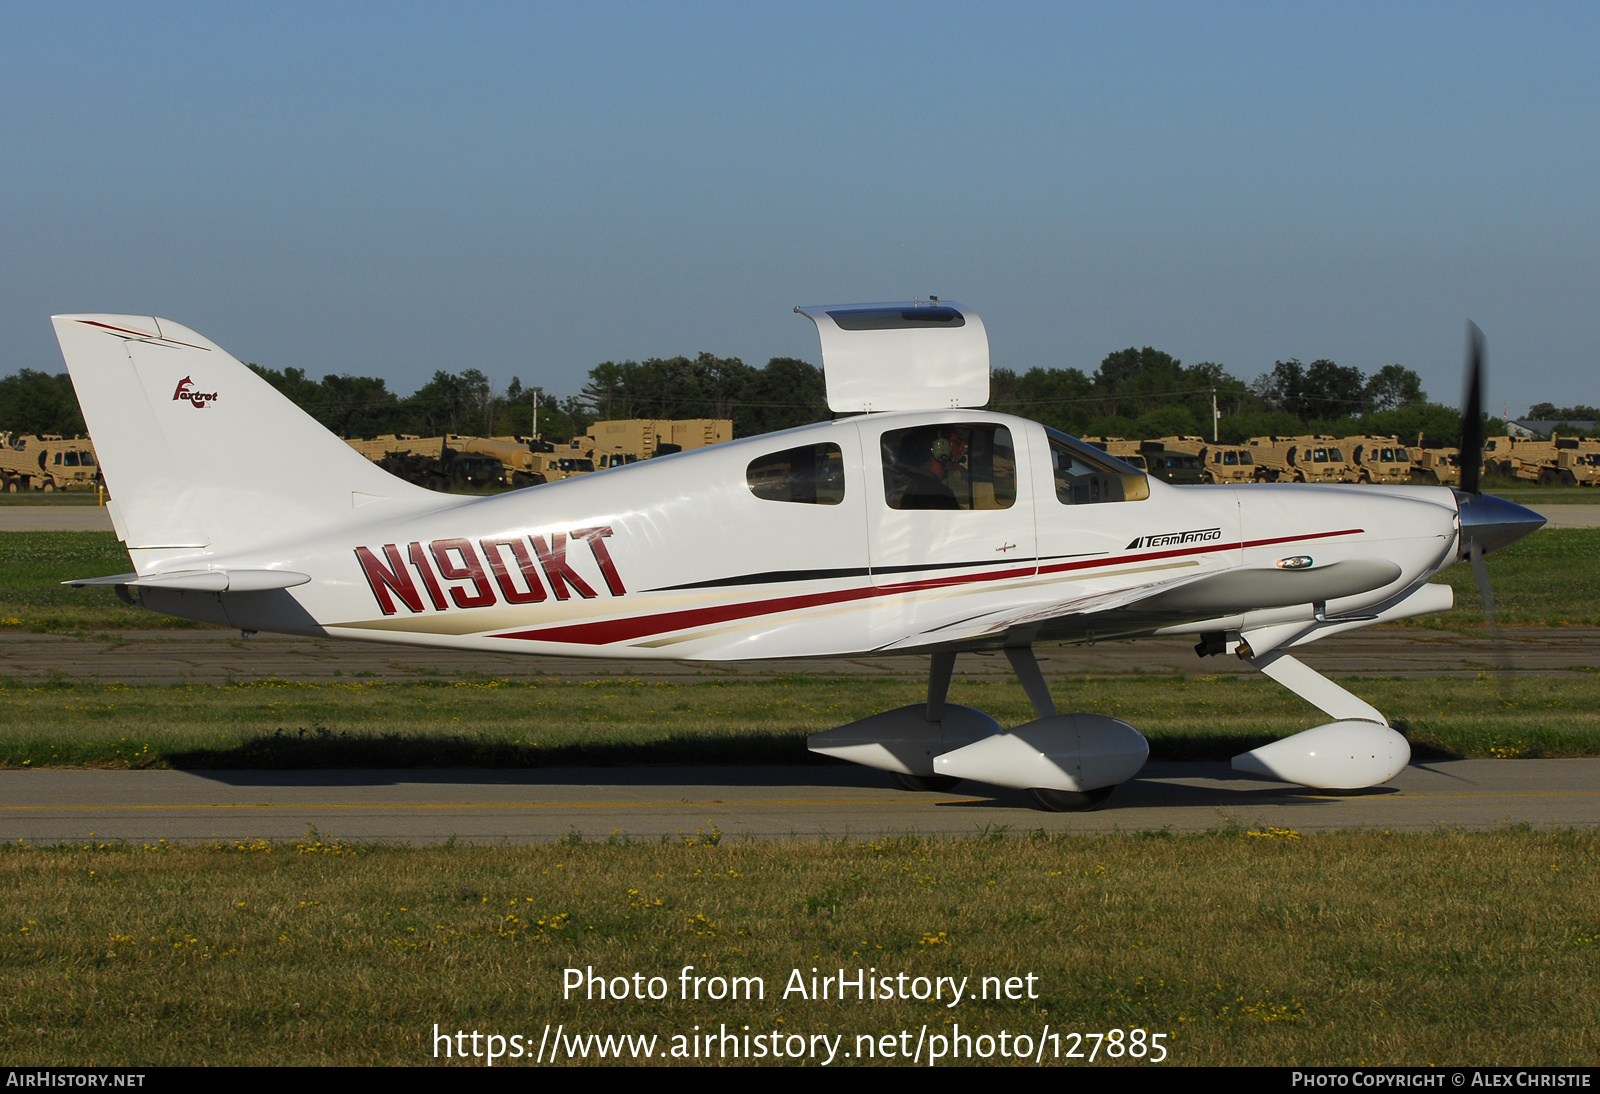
[1211,387,1219,443]
[530,386,543,440]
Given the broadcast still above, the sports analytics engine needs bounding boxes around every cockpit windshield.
[1045,429,1150,504]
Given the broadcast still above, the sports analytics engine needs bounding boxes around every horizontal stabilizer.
[66,570,311,592]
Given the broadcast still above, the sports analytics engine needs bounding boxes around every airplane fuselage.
[129,409,1463,661]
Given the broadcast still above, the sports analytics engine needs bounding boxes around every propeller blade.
[1469,542,1496,628]
[1470,541,1512,678]
[1459,321,1486,495]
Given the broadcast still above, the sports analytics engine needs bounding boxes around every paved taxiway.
[3,760,1597,842]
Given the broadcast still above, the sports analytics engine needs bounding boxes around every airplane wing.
[909,557,1404,647]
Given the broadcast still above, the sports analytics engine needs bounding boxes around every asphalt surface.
[0,505,118,531]
[3,760,1596,842]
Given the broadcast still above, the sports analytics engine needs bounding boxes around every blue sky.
[3,2,1596,415]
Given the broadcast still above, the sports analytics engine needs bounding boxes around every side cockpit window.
[747,442,845,504]
[881,424,1016,511]
[1047,428,1150,504]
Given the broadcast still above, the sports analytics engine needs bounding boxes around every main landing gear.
[808,646,1149,812]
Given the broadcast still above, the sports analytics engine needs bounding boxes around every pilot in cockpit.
[889,427,962,509]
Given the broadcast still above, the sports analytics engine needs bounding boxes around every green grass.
[3,830,1597,1066]
[3,528,1599,634]
[1486,485,1596,505]
[2,672,1595,768]
[0,492,105,506]
[0,531,201,631]
[1423,527,1600,627]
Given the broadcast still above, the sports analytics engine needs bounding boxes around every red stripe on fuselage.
[492,562,1037,646]
[490,528,1364,647]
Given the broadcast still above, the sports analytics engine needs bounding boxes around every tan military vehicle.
[1344,435,1414,484]
[344,434,436,463]
[1089,434,1254,483]
[346,419,735,490]
[1551,440,1600,486]
[1138,436,1206,485]
[1200,443,1258,483]
[344,435,506,492]
[526,419,734,483]
[575,419,733,467]
[1246,435,1356,483]
[450,435,556,488]
[1080,437,1148,471]
[1409,446,1462,486]
[1488,434,1600,486]
[0,434,101,492]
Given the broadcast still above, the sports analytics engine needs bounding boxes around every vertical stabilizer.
[51,315,431,559]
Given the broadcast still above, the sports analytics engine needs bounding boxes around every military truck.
[1486,434,1600,486]
[1344,435,1414,484]
[1199,443,1258,483]
[344,435,506,492]
[574,418,733,467]
[1552,441,1600,486]
[1086,435,1253,483]
[1245,435,1357,483]
[1138,436,1207,485]
[1080,437,1148,470]
[0,434,101,492]
[451,435,556,488]
[1409,446,1462,486]
[346,419,735,491]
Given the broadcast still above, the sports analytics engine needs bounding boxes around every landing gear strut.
[894,651,965,792]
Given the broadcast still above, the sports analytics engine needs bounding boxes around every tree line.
[2,347,1519,447]
[989,349,1490,445]
[1525,402,1599,423]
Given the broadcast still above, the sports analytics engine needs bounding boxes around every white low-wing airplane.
[53,304,1544,810]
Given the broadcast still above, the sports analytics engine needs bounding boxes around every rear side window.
[747,443,845,505]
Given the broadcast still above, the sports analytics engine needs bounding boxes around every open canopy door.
[795,300,990,413]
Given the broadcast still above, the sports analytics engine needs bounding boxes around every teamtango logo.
[1126,527,1223,550]
[172,376,219,408]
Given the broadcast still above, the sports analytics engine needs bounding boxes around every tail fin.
[52,314,430,554]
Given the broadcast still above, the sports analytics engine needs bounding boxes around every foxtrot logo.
[172,376,218,408]
[1126,527,1222,550]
